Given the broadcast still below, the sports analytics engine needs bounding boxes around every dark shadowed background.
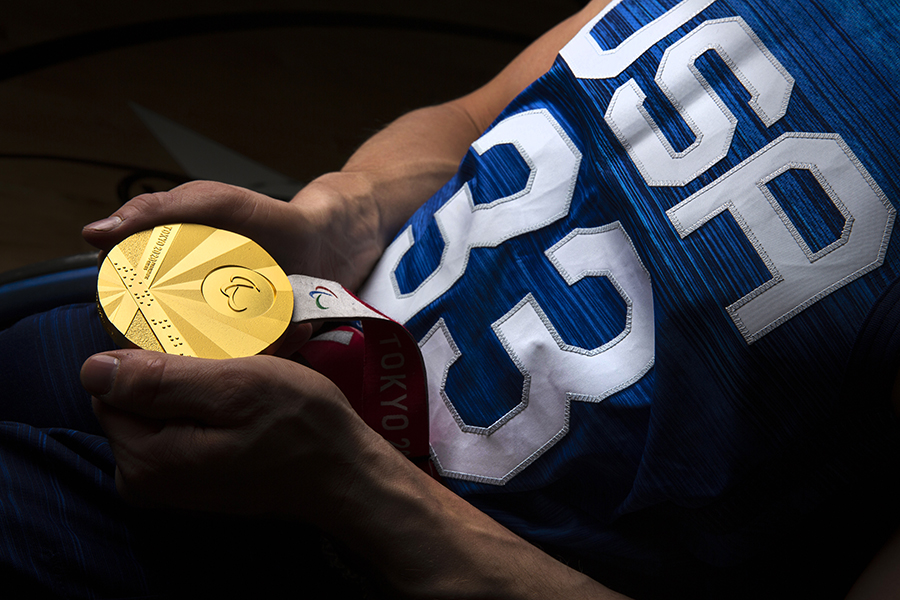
[0,0,585,273]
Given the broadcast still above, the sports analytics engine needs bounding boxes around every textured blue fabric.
[0,304,147,597]
[380,0,900,596]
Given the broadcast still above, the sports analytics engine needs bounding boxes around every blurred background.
[0,0,585,275]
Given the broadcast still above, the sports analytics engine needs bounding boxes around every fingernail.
[82,354,120,396]
[84,216,122,232]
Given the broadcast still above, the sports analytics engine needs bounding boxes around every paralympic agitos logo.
[309,286,336,309]
[220,275,260,312]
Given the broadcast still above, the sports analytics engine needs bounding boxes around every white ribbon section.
[288,274,383,323]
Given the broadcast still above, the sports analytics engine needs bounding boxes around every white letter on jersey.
[361,109,581,324]
[426,223,654,484]
[667,132,895,343]
[560,0,718,79]
[605,17,794,187]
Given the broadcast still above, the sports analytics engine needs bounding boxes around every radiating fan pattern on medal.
[97,223,292,358]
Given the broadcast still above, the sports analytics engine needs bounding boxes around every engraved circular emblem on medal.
[201,266,277,319]
[97,223,292,358]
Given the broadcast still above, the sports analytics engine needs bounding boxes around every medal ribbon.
[286,275,433,475]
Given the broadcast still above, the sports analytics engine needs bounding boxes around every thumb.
[81,349,259,423]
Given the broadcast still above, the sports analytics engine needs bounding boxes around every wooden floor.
[0,0,582,275]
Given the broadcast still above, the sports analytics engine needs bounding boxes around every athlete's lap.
[0,303,115,434]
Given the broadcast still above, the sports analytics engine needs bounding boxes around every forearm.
[301,100,483,261]
[343,102,484,246]
[296,0,612,261]
[321,436,630,600]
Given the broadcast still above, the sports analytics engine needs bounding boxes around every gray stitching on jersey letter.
[738,134,895,342]
[605,81,708,187]
[685,18,793,126]
[429,411,571,486]
[469,138,536,211]
[561,0,719,80]
[607,16,793,189]
[669,132,894,344]
[493,293,631,363]
[426,317,531,436]
[424,319,564,486]
[427,224,655,484]
[605,81,656,184]
[730,17,794,124]
[655,33,734,158]
[544,222,654,350]
[759,161,853,264]
[387,225,416,300]
[723,204,784,341]
[383,109,581,316]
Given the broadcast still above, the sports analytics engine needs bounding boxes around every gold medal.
[97,223,293,358]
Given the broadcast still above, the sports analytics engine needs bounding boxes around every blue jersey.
[361,0,900,595]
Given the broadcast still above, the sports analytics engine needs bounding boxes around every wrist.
[315,445,521,598]
[289,172,385,290]
[314,443,623,599]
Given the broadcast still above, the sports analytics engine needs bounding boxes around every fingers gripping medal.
[97,223,431,471]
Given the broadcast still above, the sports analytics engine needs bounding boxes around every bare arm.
[846,525,900,600]
[310,0,615,264]
[320,401,631,599]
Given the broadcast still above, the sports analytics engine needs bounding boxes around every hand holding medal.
[94,222,430,473]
